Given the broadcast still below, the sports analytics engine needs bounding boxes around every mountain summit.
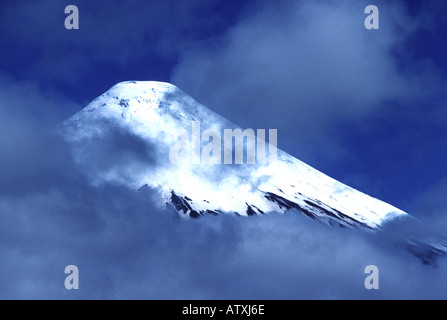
[61,81,446,259]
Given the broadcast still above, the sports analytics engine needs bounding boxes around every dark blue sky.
[1,0,447,299]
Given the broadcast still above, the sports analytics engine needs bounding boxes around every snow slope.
[62,81,411,233]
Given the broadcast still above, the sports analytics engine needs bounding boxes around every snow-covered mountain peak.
[61,80,447,260]
[62,80,411,233]
[107,80,178,98]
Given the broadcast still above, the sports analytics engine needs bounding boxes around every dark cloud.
[0,75,80,195]
[410,176,447,234]
[0,79,447,299]
[2,176,447,299]
[172,0,419,150]
[63,117,162,185]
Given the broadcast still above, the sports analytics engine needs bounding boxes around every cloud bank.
[1,79,447,299]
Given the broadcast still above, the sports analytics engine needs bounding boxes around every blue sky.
[1,0,447,299]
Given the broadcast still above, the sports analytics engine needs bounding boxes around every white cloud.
[171,0,440,163]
